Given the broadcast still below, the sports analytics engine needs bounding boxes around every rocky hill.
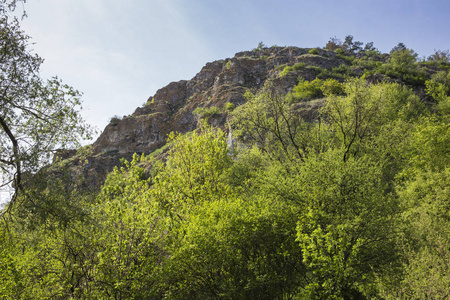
[59,46,382,189]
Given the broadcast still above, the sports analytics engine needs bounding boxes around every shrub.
[280,66,294,76]
[325,37,342,51]
[292,78,323,100]
[293,62,306,70]
[307,65,323,74]
[427,49,450,63]
[225,102,235,111]
[376,46,427,86]
[317,64,355,79]
[335,48,345,56]
[280,62,305,76]
[193,106,220,119]
[321,78,344,96]
[109,115,122,125]
[252,41,266,52]
[243,91,255,101]
[308,48,319,55]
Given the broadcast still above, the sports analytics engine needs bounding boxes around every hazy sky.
[16,0,450,138]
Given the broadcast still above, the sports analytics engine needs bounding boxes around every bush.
[335,48,345,56]
[376,46,427,86]
[308,48,319,55]
[225,102,235,111]
[317,64,355,79]
[320,78,344,96]
[280,62,306,76]
[109,115,122,125]
[292,78,323,100]
[193,106,220,119]
[325,37,342,51]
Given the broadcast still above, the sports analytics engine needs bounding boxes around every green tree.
[231,84,327,167]
[0,0,93,210]
[295,150,400,299]
[342,35,363,54]
[150,125,306,299]
[165,197,305,300]
[151,122,232,217]
[88,154,167,299]
[384,168,450,299]
[323,78,424,162]
[425,70,450,117]
[0,226,26,299]
[376,44,426,85]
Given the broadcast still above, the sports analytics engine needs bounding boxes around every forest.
[1,1,450,299]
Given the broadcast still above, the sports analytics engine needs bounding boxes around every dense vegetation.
[1,3,449,298]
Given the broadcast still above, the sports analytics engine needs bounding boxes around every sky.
[14,0,450,139]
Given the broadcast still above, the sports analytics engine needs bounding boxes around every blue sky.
[18,0,450,138]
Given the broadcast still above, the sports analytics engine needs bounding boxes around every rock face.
[73,46,348,189]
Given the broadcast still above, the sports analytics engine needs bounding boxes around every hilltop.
[59,44,410,188]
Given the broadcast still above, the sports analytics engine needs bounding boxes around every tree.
[0,0,93,210]
[295,149,400,299]
[342,35,363,53]
[325,36,342,51]
[377,43,426,86]
[151,122,232,219]
[230,84,327,168]
[427,49,450,64]
[323,78,424,162]
[383,168,450,299]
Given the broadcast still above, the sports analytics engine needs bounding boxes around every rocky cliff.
[62,46,350,189]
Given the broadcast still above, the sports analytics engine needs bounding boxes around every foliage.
[0,227,25,299]
[427,49,450,63]
[292,78,323,100]
[291,78,343,101]
[0,0,94,210]
[280,62,306,76]
[308,48,319,55]
[325,36,377,57]
[376,45,427,85]
[342,35,363,54]
[165,197,305,299]
[425,70,450,117]
[193,105,220,119]
[86,154,166,299]
[151,122,232,216]
[316,64,356,80]
[230,84,324,164]
[253,41,266,52]
[320,78,344,96]
[384,168,450,299]
[295,150,399,299]
[325,36,342,51]
[323,78,424,161]
[225,101,235,111]
[109,115,122,125]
